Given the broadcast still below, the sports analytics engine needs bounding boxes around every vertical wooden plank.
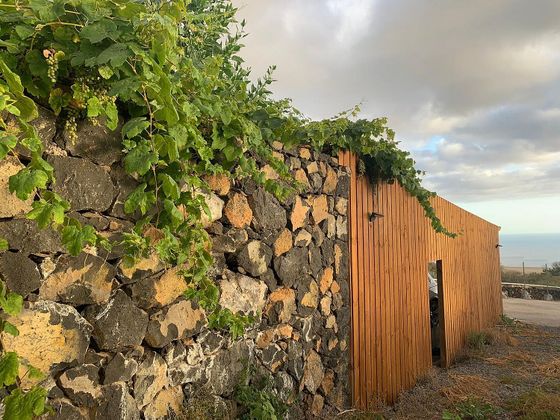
[349,154,360,405]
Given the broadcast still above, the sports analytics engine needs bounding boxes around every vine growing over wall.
[0,0,453,415]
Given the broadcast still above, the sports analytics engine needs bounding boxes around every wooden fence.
[339,151,502,407]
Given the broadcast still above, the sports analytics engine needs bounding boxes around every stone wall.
[502,284,560,301]
[0,109,351,419]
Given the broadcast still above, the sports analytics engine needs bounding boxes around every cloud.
[233,0,560,203]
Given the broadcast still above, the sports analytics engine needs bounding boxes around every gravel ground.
[342,320,560,419]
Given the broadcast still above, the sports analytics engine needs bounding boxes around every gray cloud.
[234,0,560,202]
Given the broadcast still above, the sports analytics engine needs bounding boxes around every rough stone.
[0,301,92,384]
[273,228,293,257]
[206,340,254,396]
[274,247,309,287]
[289,156,301,169]
[197,190,224,228]
[134,351,169,409]
[144,386,184,420]
[65,120,123,166]
[321,370,335,396]
[219,270,267,317]
[108,165,139,218]
[256,324,293,349]
[0,157,33,218]
[298,278,319,315]
[323,166,338,195]
[259,344,287,373]
[311,195,329,224]
[320,295,332,317]
[261,164,279,181]
[238,240,272,276]
[0,251,41,297]
[294,230,312,247]
[336,172,350,197]
[334,241,349,280]
[204,173,231,196]
[299,147,312,160]
[224,192,252,228]
[311,394,325,417]
[287,341,305,381]
[197,330,227,356]
[265,288,297,323]
[48,156,116,212]
[94,382,140,420]
[103,353,138,385]
[310,172,323,192]
[130,266,187,310]
[0,218,63,254]
[84,290,148,351]
[336,216,348,239]
[309,245,323,278]
[248,189,287,232]
[303,350,324,394]
[325,214,336,238]
[58,364,101,407]
[294,168,310,190]
[47,399,88,420]
[335,197,348,216]
[274,371,296,404]
[319,267,334,294]
[145,300,206,348]
[118,253,164,283]
[39,254,116,305]
[67,211,111,231]
[290,196,310,230]
[306,161,319,174]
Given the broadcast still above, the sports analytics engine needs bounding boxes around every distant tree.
[544,262,560,276]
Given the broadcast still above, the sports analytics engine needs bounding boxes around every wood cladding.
[339,151,502,407]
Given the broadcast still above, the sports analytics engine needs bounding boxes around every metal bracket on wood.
[368,212,384,222]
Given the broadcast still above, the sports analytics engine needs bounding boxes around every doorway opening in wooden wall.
[428,260,444,366]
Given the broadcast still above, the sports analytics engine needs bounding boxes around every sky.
[232,0,560,234]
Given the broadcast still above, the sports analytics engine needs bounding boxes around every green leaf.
[2,320,19,336]
[0,237,8,251]
[122,117,150,139]
[26,365,44,380]
[0,133,17,159]
[0,352,19,387]
[15,25,35,40]
[159,174,180,200]
[8,168,49,200]
[48,88,69,116]
[87,96,102,117]
[1,292,23,316]
[163,199,184,227]
[0,60,38,122]
[80,20,120,44]
[61,223,97,256]
[96,43,130,67]
[26,193,68,228]
[124,183,156,215]
[98,65,113,79]
[104,102,118,130]
[4,386,49,420]
[123,142,158,176]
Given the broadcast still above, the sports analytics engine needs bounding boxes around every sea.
[500,233,560,268]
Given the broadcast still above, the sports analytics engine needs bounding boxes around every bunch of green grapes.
[44,50,65,84]
[65,108,79,144]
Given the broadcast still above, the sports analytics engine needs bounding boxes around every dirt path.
[344,321,560,419]
[503,298,560,327]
